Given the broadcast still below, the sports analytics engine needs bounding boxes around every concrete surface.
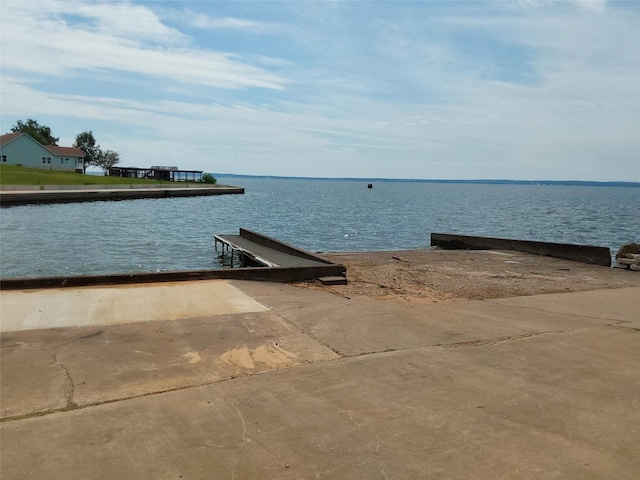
[0,280,270,332]
[215,234,330,267]
[1,278,639,479]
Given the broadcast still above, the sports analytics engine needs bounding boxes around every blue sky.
[1,0,638,181]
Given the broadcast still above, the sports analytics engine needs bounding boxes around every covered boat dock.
[109,166,203,182]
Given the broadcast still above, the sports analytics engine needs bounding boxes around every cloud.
[569,0,608,11]
[0,0,289,90]
[65,1,187,45]
[190,15,269,30]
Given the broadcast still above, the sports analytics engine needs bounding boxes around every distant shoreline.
[212,173,640,188]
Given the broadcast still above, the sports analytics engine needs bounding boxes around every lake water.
[1,177,638,279]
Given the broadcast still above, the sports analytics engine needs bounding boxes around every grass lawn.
[0,165,179,186]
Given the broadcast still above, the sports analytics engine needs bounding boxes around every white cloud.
[68,1,187,44]
[569,0,608,11]
[191,15,266,30]
[0,0,289,90]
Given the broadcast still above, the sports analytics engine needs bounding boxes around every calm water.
[1,178,638,279]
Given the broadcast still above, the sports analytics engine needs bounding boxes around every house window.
[1,155,6,163]
[42,157,47,164]
[61,158,65,165]
[47,157,51,164]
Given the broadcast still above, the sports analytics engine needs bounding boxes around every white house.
[0,132,85,172]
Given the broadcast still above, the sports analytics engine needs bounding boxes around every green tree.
[11,119,59,145]
[95,149,120,175]
[73,131,100,174]
[201,173,217,184]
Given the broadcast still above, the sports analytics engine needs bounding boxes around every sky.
[1,0,639,181]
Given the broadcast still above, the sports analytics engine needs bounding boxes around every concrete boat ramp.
[2,276,639,479]
[2,238,639,479]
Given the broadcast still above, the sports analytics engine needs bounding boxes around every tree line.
[10,119,120,174]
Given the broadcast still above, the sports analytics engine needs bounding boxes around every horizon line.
[211,173,640,187]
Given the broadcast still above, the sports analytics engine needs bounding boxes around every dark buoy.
[367,183,373,189]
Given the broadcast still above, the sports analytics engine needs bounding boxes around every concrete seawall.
[0,264,346,290]
[0,228,346,290]
[0,185,244,206]
[431,232,612,266]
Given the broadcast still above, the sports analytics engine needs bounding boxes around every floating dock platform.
[214,229,338,269]
[214,229,348,284]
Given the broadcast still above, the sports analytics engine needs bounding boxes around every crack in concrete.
[312,383,385,475]
[610,324,640,333]
[1,328,107,418]
[344,323,392,352]
[316,387,326,403]
[484,300,626,323]
[233,402,249,448]
[2,341,48,351]
[275,311,345,358]
[51,348,77,411]
[41,332,104,413]
[338,406,389,480]
[347,410,362,431]
[438,330,558,349]
[231,401,249,480]
[375,435,389,480]
[336,326,594,359]
[272,303,397,357]
[346,410,388,479]
[2,355,337,423]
